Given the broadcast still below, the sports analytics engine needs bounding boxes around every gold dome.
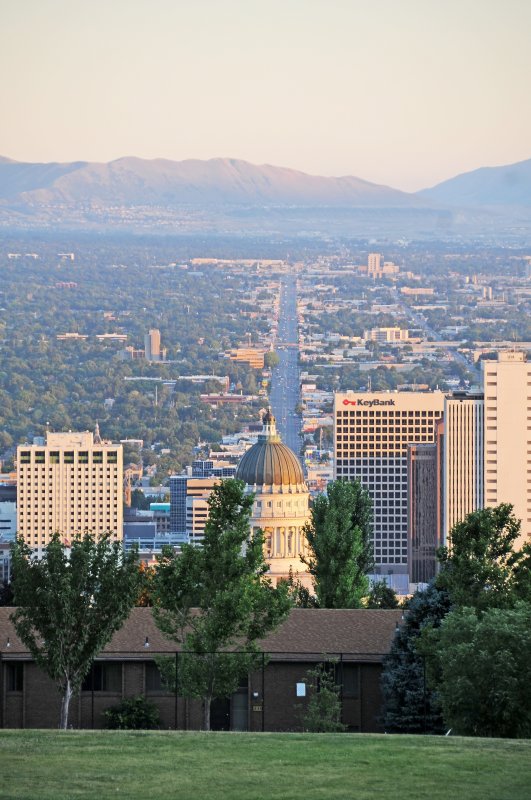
[236,411,305,489]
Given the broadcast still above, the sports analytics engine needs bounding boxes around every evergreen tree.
[11,533,140,729]
[366,579,400,609]
[381,580,451,733]
[300,660,346,733]
[153,479,291,730]
[302,480,373,608]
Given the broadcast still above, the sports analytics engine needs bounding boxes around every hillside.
[0,156,415,207]
[419,158,531,206]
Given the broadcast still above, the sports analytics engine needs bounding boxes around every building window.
[82,662,122,692]
[338,664,359,698]
[145,662,170,693]
[6,662,24,692]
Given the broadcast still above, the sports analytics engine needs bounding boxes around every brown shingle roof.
[0,607,402,662]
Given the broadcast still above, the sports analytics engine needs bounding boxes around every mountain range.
[1,154,530,237]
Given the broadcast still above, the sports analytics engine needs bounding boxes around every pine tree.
[381,580,450,734]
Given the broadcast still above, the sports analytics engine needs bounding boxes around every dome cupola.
[235,409,305,492]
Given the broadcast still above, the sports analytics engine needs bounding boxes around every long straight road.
[269,275,301,455]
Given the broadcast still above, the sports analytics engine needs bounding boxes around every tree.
[153,479,291,730]
[423,603,531,738]
[437,504,530,611]
[381,580,451,734]
[302,480,374,608]
[11,533,140,729]
[366,580,399,609]
[264,350,280,369]
[281,566,317,608]
[299,660,346,733]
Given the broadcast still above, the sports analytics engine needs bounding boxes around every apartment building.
[482,351,531,549]
[17,429,123,551]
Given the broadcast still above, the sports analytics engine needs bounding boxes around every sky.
[1,0,530,191]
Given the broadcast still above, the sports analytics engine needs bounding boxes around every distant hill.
[0,156,416,207]
[419,158,531,206]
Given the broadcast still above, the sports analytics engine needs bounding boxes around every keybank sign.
[342,398,396,407]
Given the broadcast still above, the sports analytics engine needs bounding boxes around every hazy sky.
[1,0,530,191]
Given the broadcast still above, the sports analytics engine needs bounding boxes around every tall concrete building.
[407,443,439,585]
[144,328,166,362]
[482,351,531,549]
[334,391,445,590]
[17,430,123,551]
[443,393,484,541]
[169,475,219,543]
[367,253,382,277]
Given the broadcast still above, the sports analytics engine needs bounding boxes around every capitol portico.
[236,410,311,587]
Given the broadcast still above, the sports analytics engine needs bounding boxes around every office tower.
[144,328,166,362]
[0,484,17,542]
[407,443,439,585]
[367,253,382,277]
[334,391,444,590]
[17,430,123,551]
[443,393,484,541]
[169,475,219,542]
[482,351,531,549]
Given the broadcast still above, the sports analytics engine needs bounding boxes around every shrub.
[104,695,160,730]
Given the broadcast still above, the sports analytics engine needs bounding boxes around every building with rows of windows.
[16,427,123,553]
[334,391,445,592]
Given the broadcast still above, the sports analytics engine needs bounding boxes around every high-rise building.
[482,351,531,549]
[16,429,123,552]
[367,253,382,277]
[169,475,219,543]
[144,328,166,362]
[334,391,445,590]
[407,443,439,585]
[442,392,484,541]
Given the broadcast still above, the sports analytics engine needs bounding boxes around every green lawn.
[0,731,530,800]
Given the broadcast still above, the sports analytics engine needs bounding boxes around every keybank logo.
[342,398,396,407]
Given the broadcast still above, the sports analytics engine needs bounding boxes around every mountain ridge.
[0,155,417,207]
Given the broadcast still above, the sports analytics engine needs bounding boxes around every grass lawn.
[0,730,530,800]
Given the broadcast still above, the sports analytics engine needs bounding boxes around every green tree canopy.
[437,504,531,611]
[264,350,280,369]
[153,479,291,730]
[302,480,374,608]
[11,533,140,729]
[423,603,531,738]
[366,580,400,609]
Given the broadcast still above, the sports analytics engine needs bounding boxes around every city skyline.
[2,0,530,191]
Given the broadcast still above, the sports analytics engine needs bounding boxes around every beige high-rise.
[17,430,123,551]
[443,393,484,541]
[482,351,531,549]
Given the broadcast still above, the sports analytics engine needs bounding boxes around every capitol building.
[236,410,311,587]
